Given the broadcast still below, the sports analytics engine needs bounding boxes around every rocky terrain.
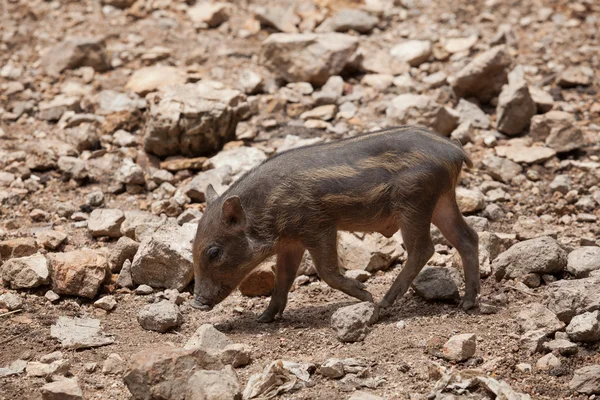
[1,0,600,398]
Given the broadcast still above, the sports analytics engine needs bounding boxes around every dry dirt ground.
[1,0,600,399]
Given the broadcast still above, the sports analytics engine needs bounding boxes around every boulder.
[48,249,108,298]
[494,145,556,164]
[330,302,379,343]
[456,187,485,213]
[493,236,566,281]
[557,66,594,88]
[184,167,231,202]
[482,156,522,183]
[566,311,600,342]
[125,66,187,96]
[442,333,476,362]
[386,94,458,136]
[131,224,195,290]
[544,273,600,323]
[390,40,432,67]
[187,2,230,28]
[205,146,267,182]
[143,81,248,157]
[449,46,512,103]
[567,247,600,278]
[41,37,110,77]
[137,301,182,333]
[0,237,37,260]
[530,111,585,153]
[88,209,125,238]
[186,367,241,400]
[1,253,49,289]
[107,236,139,272]
[570,365,600,394]
[516,303,565,335]
[40,378,83,400]
[316,9,378,34]
[51,317,114,349]
[412,266,460,301]
[338,232,402,273]
[260,33,358,86]
[496,80,536,136]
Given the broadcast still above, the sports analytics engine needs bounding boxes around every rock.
[566,311,600,342]
[516,363,532,373]
[38,95,81,121]
[123,346,223,400]
[450,121,474,144]
[530,112,585,153]
[35,229,67,250]
[135,284,154,295]
[494,144,556,164]
[493,237,566,281]
[131,224,195,290]
[239,262,275,297]
[253,5,299,33]
[449,45,512,103]
[115,160,145,186]
[206,146,267,181]
[316,9,379,34]
[143,81,248,157]
[45,290,60,302]
[567,247,600,278]
[186,367,241,400]
[516,303,565,335]
[543,339,578,356]
[219,344,252,369]
[338,232,402,273]
[1,253,49,289]
[102,0,135,9]
[312,75,344,105]
[529,87,554,113]
[0,359,27,378]
[482,156,522,183]
[108,237,139,272]
[361,73,394,90]
[113,129,137,147]
[319,359,345,379]
[102,353,125,375]
[177,209,203,225]
[187,2,230,27]
[160,157,208,172]
[386,94,458,136]
[239,70,263,95]
[57,156,88,181]
[120,210,164,239]
[345,269,371,282]
[569,365,600,394]
[88,208,125,238]
[125,66,187,96]
[390,40,432,67]
[40,378,83,400]
[549,174,572,195]
[41,37,110,77]
[300,104,337,121]
[0,293,22,311]
[184,167,231,202]
[184,324,232,351]
[330,302,379,343]
[48,249,108,298]
[557,66,594,87]
[496,80,536,135]
[475,232,504,277]
[137,300,182,333]
[348,392,385,400]
[0,237,37,260]
[544,274,600,323]
[442,333,476,362]
[456,187,486,213]
[520,329,549,354]
[116,259,134,288]
[51,317,114,349]
[94,295,117,311]
[536,353,561,371]
[412,266,459,301]
[443,35,478,53]
[260,33,358,86]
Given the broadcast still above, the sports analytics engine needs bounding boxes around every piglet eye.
[207,247,221,260]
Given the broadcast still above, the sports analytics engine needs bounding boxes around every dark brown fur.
[192,126,479,322]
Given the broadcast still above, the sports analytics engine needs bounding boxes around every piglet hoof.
[378,298,393,309]
[257,311,277,323]
[190,298,213,311]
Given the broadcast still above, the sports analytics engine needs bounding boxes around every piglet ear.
[221,196,246,228]
[205,184,219,204]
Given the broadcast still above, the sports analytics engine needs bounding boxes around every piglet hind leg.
[257,246,305,323]
[307,229,374,303]
[432,193,480,310]
[380,217,434,308]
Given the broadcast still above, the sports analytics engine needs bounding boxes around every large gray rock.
[51,317,114,349]
[566,311,600,342]
[48,249,108,299]
[41,37,110,77]
[40,378,83,400]
[143,81,248,157]
[123,346,223,400]
[184,166,231,202]
[496,80,536,136]
[185,324,232,351]
[442,333,476,362]
[567,247,600,278]
[338,232,402,273]
[260,33,358,86]
[530,111,585,153]
[449,45,512,103]
[570,365,600,394]
[186,367,241,400]
[107,236,139,272]
[137,300,182,333]
[516,303,565,335]
[1,253,49,289]
[330,302,379,343]
[131,224,195,290]
[455,99,490,129]
[456,187,486,213]
[493,236,566,281]
[544,273,600,323]
[412,266,459,301]
[88,209,125,238]
[205,147,267,182]
[125,65,187,96]
[120,210,164,239]
[0,293,23,311]
[386,94,458,136]
[482,156,522,183]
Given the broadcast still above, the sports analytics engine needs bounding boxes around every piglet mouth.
[190,296,213,311]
